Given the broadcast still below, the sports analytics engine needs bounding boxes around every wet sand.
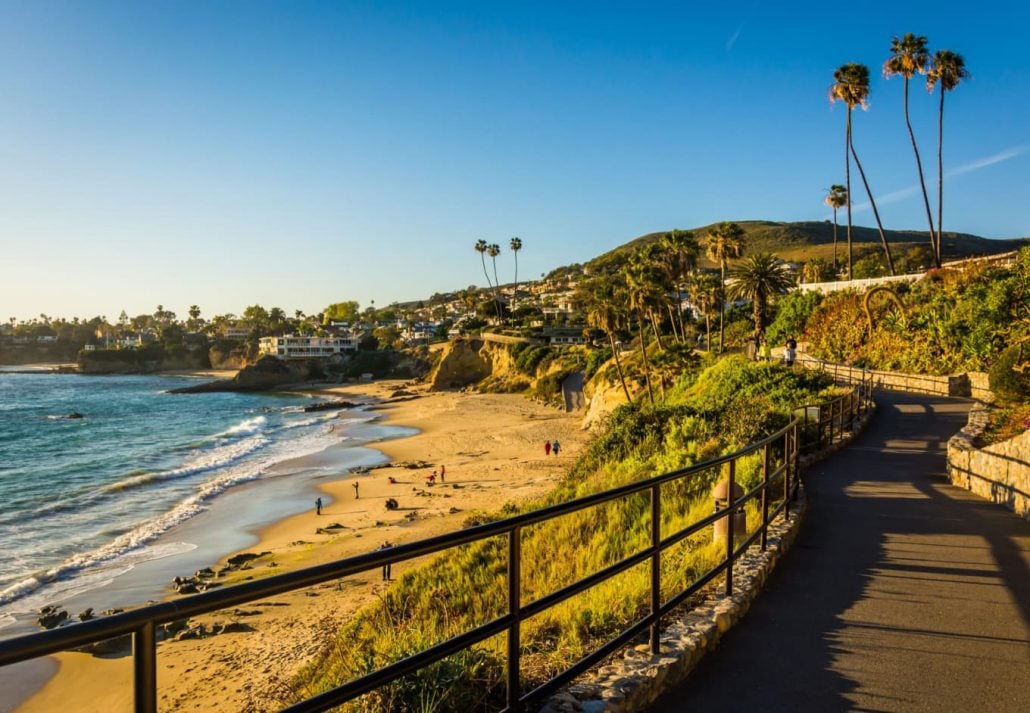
[15,381,591,712]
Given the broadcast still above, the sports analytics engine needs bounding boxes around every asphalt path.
[649,391,1030,713]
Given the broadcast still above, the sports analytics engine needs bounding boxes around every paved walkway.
[650,391,1030,712]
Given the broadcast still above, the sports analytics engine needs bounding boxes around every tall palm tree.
[487,243,503,320]
[509,237,523,317]
[581,278,632,402]
[690,271,722,353]
[885,33,937,266]
[474,239,493,298]
[825,184,848,276]
[702,221,745,353]
[661,229,699,342]
[727,254,796,343]
[830,63,896,276]
[927,50,969,267]
[627,261,665,406]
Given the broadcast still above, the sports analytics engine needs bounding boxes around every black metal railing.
[0,385,866,713]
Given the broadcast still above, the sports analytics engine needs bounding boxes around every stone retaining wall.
[796,354,988,400]
[947,404,1030,519]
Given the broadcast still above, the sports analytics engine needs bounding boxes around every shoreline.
[12,381,592,713]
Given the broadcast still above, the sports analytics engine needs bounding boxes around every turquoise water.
[0,370,390,630]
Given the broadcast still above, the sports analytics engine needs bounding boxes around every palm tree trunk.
[718,260,726,353]
[832,207,838,276]
[649,310,665,350]
[479,255,494,316]
[705,314,711,353]
[937,89,945,266]
[511,253,519,326]
[666,303,681,343]
[846,110,853,280]
[637,314,655,407]
[904,78,939,268]
[609,332,632,402]
[490,257,503,321]
[849,134,896,276]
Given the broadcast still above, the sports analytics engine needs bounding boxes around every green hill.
[587,221,1027,272]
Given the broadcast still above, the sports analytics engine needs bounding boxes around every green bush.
[767,291,822,346]
[989,345,1030,401]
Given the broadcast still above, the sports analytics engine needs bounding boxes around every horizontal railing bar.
[521,548,652,620]
[520,615,653,705]
[281,615,513,713]
[658,559,729,617]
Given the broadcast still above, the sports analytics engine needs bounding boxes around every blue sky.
[1,0,1027,321]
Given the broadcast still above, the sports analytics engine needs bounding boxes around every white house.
[259,335,358,360]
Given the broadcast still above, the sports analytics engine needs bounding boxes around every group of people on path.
[746,334,797,367]
[544,439,561,456]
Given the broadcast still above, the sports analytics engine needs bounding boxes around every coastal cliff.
[78,346,210,374]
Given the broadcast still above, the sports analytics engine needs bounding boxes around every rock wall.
[426,339,492,389]
[796,354,980,398]
[947,405,1030,519]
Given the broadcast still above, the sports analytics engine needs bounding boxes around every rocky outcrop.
[78,347,210,375]
[168,357,297,394]
[582,376,633,430]
[427,339,492,389]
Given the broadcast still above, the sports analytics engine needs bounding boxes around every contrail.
[845,144,1027,215]
[725,24,744,51]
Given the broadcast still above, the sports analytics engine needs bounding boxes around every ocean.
[0,369,407,637]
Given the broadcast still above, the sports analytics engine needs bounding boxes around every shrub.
[989,345,1030,401]
[766,291,822,346]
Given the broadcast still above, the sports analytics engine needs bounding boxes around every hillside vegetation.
[587,221,1026,274]
[284,358,841,712]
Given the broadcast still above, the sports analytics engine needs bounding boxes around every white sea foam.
[0,417,344,610]
[219,415,268,437]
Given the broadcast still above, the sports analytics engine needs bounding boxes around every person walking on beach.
[352,481,360,499]
[439,465,445,483]
[315,497,322,516]
[378,541,393,581]
[544,441,552,456]
[552,439,561,456]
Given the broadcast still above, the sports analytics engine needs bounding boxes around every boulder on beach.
[168,357,297,394]
[37,605,68,630]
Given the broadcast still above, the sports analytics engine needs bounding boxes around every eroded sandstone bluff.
[167,356,298,393]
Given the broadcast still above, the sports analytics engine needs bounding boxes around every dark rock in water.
[195,567,215,578]
[168,356,297,394]
[226,551,270,567]
[303,400,358,412]
[176,583,198,595]
[37,605,68,630]
[100,608,124,616]
[77,608,95,622]
[66,412,84,419]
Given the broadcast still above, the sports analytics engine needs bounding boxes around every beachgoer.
[315,497,322,516]
[760,338,772,362]
[545,441,552,456]
[552,440,561,456]
[426,472,436,486]
[388,476,397,485]
[439,465,445,483]
[784,337,796,367]
[352,481,360,499]
[378,541,392,581]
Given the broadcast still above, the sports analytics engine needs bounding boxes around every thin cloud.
[946,144,1028,177]
[845,144,1027,215]
[725,24,744,51]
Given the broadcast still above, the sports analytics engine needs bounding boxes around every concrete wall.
[947,404,1030,520]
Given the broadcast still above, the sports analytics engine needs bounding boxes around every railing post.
[649,483,661,654]
[793,423,801,496]
[760,443,770,551]
[725,461,735,596]
[784,431,791,516]
[507,527,522,711]
[134,621,157,713]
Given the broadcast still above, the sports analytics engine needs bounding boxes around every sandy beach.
[15,381,592,713]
